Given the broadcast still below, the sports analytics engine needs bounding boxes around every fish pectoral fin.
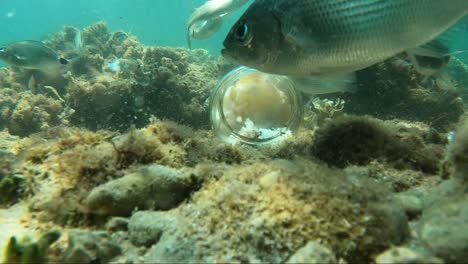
[290,73,357,95]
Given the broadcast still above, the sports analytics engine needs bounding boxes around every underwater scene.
[0,0,467,263]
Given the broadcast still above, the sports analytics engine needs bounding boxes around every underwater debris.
[210,66,302,145]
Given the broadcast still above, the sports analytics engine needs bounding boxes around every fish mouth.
[221,48,236,61]
[221,48,228,57]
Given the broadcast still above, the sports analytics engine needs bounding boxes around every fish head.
[222,1,284,73]
[0,45,11,62]
[0,45,24,66]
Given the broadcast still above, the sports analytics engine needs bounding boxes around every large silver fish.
[0,40,68,72]
[222,0,468,77]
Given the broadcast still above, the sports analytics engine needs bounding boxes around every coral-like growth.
[0,89,65,137]
[24,123,187,224]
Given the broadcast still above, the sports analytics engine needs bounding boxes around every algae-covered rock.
[0,149,24,207]
[343,60,464,131]
[312,115,394,168]
[58,230,121,264]
[418,194,468,263]
[375,246,442,264]
[157,160,410,263]
[448,118,468,181]
[0,89,65,137]
[312,115,444,173]
[128,211,178,247]
[86,165,193,216]
[286,241,337,264]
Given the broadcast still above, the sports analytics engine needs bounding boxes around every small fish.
[222,0,468,77]
[188,17,224,48]
[0,40,68,73]
[187,0,250,48]
[111,31,129,42]
[73,28,83,50]
[402,42,452,80]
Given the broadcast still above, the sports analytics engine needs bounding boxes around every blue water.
[0,0,247,54]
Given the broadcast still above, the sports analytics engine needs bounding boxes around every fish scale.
[223,0,468,76]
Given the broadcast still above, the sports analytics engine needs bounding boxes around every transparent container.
[210,66,303,145]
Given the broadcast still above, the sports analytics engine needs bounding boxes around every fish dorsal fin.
[273,5,318,51]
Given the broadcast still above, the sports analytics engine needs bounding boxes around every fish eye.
[0,47,4,52]
[235,21,249,42]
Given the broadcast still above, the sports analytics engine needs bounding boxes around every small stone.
[375,246,442,264]
[286,241,337,264]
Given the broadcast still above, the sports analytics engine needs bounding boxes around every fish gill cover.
[0,1,467,263]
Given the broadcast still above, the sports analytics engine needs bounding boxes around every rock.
[286,241,337,264]
[128,211,178,247]
[61,230,121,264]
[448,118,468,182]
[144,232,197,263]
[105,217,129,232]
[367,202,410,246]
[375,246,442,264]
[418,194,468,263]
[394,193,424,219]
[86,165,192,216]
